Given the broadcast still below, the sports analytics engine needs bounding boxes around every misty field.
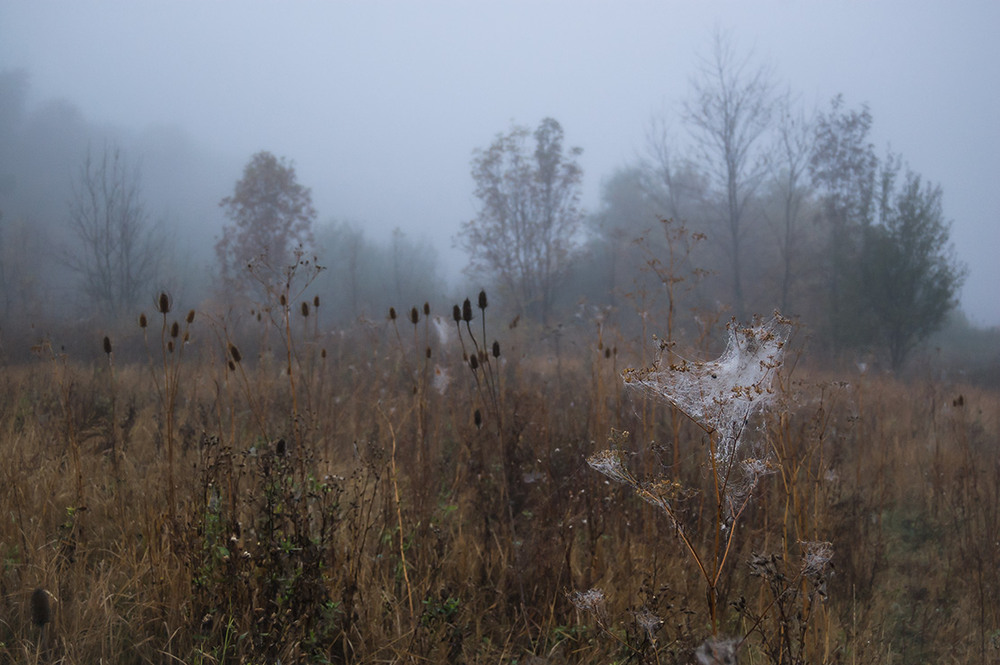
[0,301,997,665]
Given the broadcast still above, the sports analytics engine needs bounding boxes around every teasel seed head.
[30,588,51,628]
[423,302,430,316]
[605,347,611,359]
[279,294,287,307]
[462,299,473,322]
[452,305,461,323]
[138,313,147,328]
[103,336,112,355]
[186,309,196,324]
[478,290,488,310]
[301,302,309,317]
[157,292,171,314]
[426,346,432,359]
[389,307,397,320]
[169,321,178,338]
[410,307,419,325]
[321,348,327,359]
[313,295,320,308]
[228,360,236,372]
[469,355,479,371]
[229,343,242,364]
[474,409,482,430]
[492,340,501,358]
[167,340,175,353]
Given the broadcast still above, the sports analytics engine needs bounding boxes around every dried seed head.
[410,307,419,325]
[186,309,196,324]
[478,290,488,310]
[462,299,473,322]
[138,313,147,328]
[389,307,397,320]
[103,336,112,355]
[474,409,482,429]
[313,295,320,308]
[167,340,175,353]
[274,438,286,457]
[452,304,461,323]
[229,343,242,364]
[426,346,432,359]
[30,588,51,627]
[228,360,236,372]
[321,348,327,359]
[279,294,287,307]
[301,302,309,317]
[157,292,171,314]
[423,302,430,316]
[170,321,180,338]
[605,348,611,359]
[469,355,479,371]
[492,340,500,358]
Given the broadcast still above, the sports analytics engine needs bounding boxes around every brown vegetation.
[0,297,996,664]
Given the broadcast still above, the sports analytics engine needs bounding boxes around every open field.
[0,304,997,664]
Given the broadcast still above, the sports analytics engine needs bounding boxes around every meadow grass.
[0,301,996,664]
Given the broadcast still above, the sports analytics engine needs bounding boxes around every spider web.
[624,314,790,461]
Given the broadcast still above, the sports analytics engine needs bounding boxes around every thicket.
[0,287,996,664]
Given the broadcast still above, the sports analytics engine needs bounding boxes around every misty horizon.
[1,1,998,327]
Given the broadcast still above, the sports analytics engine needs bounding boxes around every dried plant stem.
[378,402,414,618]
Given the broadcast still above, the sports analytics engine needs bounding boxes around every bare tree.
[66,144,161,319]
[764,93,814,313]
[457,117,583,324]
[683,30,775,320]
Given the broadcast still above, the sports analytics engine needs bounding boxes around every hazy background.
[1,0,998,326]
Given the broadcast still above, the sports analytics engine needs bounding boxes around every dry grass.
[0,303,996,664]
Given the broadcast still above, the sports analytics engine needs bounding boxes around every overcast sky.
[2,1,998,326]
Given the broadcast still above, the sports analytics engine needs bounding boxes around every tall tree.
[66,144,162,319]
[457,118,583,324]
[216,151,316,298]
[683,30,775,321]
[764,94,814,313]
[861,163,966,369]
[809,95,879,351]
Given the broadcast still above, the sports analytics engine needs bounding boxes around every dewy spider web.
[623,314,790,462]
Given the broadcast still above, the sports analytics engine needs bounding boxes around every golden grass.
[0,312,995,664]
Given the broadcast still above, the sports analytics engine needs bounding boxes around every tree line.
[0,32,966,370]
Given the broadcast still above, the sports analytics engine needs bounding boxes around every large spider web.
[623,314,790,461]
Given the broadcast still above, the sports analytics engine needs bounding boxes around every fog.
[1,1,998,326]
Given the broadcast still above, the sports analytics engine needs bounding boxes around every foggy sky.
[1,1,998,326]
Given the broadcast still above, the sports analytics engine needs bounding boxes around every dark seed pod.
[301,302,309,317]
[228,360,236,372]
[389,307,397,320]
[469,355,479,371]
[157,292,171,314]
[321,348,327,359]
[605,347,611,359]
[423,302,430,316]
[426,346,432,359]
[275,438,286,457]
[478,290,488,310]
[186,309,196,324]
[474,409,482,429]
[167,340,175,353]
[170,321,180,338]
[279,294,287,307]
[492,340,500,358]
[229,343,242,364]
[138,313,147,328]
[410,307,419,325]
[452,305,462,323]
[30,588,51,627]
[313,295,320,308]
[103,336,112,355]
[462,299,473,322]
